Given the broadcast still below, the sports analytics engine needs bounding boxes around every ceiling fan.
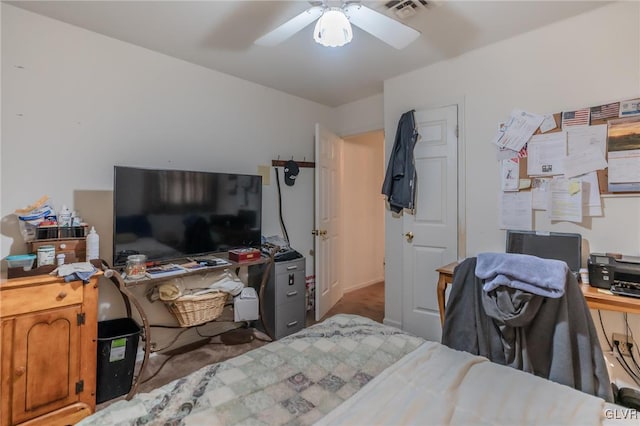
[255,1,421,49]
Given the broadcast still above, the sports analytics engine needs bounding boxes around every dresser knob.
[57,291,67,299]
[59,243,67,249]
[15,366,25,377]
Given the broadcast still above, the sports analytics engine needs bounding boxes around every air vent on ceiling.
[384,0,428,20]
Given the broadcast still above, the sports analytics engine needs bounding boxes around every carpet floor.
[96,281,384,411]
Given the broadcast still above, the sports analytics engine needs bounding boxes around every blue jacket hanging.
[381,110,419,214]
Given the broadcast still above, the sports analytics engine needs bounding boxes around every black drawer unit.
[263,257,306,339]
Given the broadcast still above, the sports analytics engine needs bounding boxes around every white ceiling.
[8,0,610,107]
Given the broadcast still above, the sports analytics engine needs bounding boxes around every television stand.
[103,251,275,401]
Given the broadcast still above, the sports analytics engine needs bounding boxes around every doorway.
[310,129,385,324]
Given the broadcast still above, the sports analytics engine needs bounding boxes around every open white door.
[402,105,458,341]
[314,123,344,321]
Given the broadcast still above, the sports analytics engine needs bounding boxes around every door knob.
[405,231,414,242]
[15,366,25,377]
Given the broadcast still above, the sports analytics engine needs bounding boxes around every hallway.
[307,281,385,326]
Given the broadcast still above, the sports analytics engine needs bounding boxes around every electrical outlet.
[612,333,632,357]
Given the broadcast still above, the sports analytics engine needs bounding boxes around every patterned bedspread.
[79,314,424,426]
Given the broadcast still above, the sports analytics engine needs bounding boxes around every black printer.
[588,253,640,297]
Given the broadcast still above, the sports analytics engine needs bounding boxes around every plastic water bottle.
[86,226,99,261]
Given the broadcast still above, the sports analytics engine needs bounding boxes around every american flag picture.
[517,144,528,158]
[590,102,619,121]
[561,108,590,128]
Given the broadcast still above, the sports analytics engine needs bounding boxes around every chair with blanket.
[441,253,614,402]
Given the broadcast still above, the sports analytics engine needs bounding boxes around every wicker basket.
[164,291,229,327]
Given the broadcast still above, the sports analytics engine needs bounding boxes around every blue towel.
[476,252,569,298]
[63,268,97,283]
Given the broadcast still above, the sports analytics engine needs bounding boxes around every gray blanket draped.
[441,257,613,402]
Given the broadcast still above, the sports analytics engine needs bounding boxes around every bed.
[79,314,628,426]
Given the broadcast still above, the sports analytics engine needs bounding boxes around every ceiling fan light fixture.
[313,8,353,47]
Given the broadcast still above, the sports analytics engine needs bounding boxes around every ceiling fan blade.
[255,6,324,46]
[344,4,420,49]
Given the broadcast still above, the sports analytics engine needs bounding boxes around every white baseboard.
[383,318,401,329]
[344,278,384,293]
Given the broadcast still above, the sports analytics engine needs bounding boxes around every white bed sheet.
[318,341,607,426]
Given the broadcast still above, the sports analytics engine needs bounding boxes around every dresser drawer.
[1,281,83,317]
[274,258,304,276]
[275,300,305,338]
[275,269,305,307]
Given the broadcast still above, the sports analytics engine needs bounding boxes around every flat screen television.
[113,166,262,266]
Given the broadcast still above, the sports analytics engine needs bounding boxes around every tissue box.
[233,288,259,322]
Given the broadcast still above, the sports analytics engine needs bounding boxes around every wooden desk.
[436,261,458,325]
[580,284,640,315]
[436,261,640,325]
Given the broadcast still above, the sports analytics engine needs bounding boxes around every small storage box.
[234,288,259,322]
[6,254,36,271]
[229,248,261,262]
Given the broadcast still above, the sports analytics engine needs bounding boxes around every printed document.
[608,150,640,183]
[548,177,583,223]
[580,171,602,217]
[531,177,551,210]
[564,125,608,178]
[539,114,558,133]
[499,191,532,230]
[527,131,567,176]
[493,109,544,152]
[501,159,520,191]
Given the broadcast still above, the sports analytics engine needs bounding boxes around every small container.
[37,245,56,267]
[56,253,65,266]
[125,254,147,279]
[6,254,36,271]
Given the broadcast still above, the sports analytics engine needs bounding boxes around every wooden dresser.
[1,272,99,426]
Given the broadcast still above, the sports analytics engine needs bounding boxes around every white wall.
[342,130,385,292]
[383,1,640,339]
[333,93,384,138]
[0,4,336,347]
[1,4,333,276]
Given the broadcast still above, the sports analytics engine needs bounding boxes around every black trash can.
[96,317,141,403]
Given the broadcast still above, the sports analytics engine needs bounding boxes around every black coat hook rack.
[271,158,315,168]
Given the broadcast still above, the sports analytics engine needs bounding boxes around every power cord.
[274,167,290,244]
[630,347,640,378]
[613,341,640,386]
[140,354,176,384]
[624,313,640,361]
[624,312,640,372]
